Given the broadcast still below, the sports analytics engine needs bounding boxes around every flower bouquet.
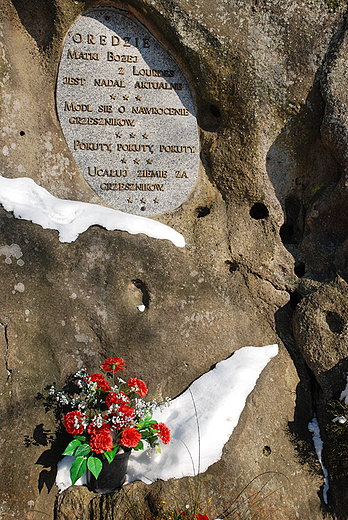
[50,357,170,488]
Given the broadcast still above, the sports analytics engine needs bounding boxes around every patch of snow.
[0,175,185,248]
[308,416,329,504]
[137,305,145,312]
[56,344,278,492]
[332,416,347,424]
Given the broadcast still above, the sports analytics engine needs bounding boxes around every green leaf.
[63,438,82,456]
[137,416,155,428]
[74,444,91,458]
[87,456,103,479]
[75,435,87,442]
[104,446,119,463]
[133,440,144,451]
[146,435,159,448]
[70,456,87,485]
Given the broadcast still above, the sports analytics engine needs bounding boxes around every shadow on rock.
[24,389,73,493]
[275,298,332,493]
[11,0,57,49]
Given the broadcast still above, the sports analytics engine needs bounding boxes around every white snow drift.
[0,175,185,247]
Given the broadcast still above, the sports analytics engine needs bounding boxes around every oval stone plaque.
[56,7,199,216]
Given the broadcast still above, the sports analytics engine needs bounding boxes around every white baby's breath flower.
[59,395,69,405]
[92,414,104,428]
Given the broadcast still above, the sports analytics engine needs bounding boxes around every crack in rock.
[0,321,11,381]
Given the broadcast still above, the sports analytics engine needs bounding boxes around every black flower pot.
[87,449,131,494]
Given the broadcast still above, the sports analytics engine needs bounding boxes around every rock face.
[1,0,348,519]
[293,277,348,397]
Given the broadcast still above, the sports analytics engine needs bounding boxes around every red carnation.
[63,410,85,435]
[117,391,130,404]
[102,357,125,373]
[128,377,148,397]
[88,373,111,392]
[89,423,113,454]
[196,515,209,520]
[106,392,119,407]
[119,403,135,418]
[87,417,109,436]
[87,422,98,436]
[153,422,171,444]
[87,423,95,435]
[119,427,142,448]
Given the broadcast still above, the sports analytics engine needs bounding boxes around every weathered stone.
[2,0,348,519]
[55,480,168,520]
[293,277,348,397]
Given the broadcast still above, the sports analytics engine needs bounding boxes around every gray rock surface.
[1,0,348,519]
[293,277,348,397]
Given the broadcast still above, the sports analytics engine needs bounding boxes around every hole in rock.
[326,311,344,334]
[294,262,305,278]
[20,131,25,136]
[132,279,150,308]
[197,206,211,218]
[199,103,222,131]
[210,104,221,118]
[141,206,146,211]
[290,291,302,309]
[225,260,238,273]
[280,223,294,243]
[280,196,302,245]
[250,202,269,220]
[263,446,271,457]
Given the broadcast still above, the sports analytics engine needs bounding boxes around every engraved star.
[146,158,153,164]
[130,133,136,138]
[110,94,117,100]
[135,95,142,101]
[133,158,140,164]
[127,197,133,203]
[140,198,146,204]
[123,95,129,100]
[142,133,148,139]
[115,132,122,138]
[121,157,127,164]
[153,198,159,204]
